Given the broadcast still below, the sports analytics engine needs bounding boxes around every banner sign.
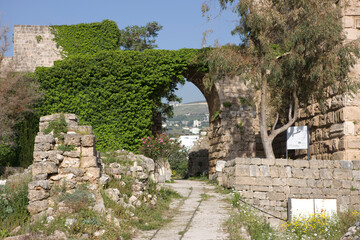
[287,126,308,150]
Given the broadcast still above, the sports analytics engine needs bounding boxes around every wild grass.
[0,173,31,239]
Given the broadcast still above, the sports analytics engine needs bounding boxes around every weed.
[0,173,31,237]
[43,114,67,140]
[58,184,94,211]
[223,102,232,108]
[35,35,43,43]
[57,144,75,153]
[212,110,222,121]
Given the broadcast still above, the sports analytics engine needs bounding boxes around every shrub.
[58,184,94,212]
[139,133,188,178]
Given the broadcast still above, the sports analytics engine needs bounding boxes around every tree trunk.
[259,76,299,159]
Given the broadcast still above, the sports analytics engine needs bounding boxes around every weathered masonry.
[218,158,360,227]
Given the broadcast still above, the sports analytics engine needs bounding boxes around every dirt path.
[134,180,231,240]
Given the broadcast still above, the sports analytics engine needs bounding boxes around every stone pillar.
[28,114,102,221]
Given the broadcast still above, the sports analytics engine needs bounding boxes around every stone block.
[81,156,98,168]
[267,192,286,201]
[288,179,307,187]
[274,159,288,166]
[235,165,250,177]
[86,167,101,180]
[27,200,48,214]
[342,180,352,189]
[340,160,353,169]
[253,192,267,199]
[34,142,52,151]
[350,195,360,204]
[64,134,81,147]
[32,162,58,176]
[309,160,324,169]
[303,169,319,179]
[82,147,96,157]
[353,170,360,180]
[28,180,50,190]
[59,167,85,177]
[251,186,269,192]
[333,169,353,180]
[81,135,95,147]
[353,160,360,169]
[28,189,50,202]
[33,151,48,162]
[292,169,303,178]
[294,160,309,169]
[269,166,279,178]
[344,107,360,121]
[261,158,275,165]
[332,151,346,160]
[330,122,355,138]
[250,165,258,177]
[320,169,333,179]
[63,151,80,158]
[259,166,270,177]
[60,157,80,169]
[235,177,257,186]
[35,135,55,143]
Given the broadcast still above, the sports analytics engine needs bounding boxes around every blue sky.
[1,0,239,103]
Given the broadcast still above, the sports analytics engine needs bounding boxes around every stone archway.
[185,70,257,175]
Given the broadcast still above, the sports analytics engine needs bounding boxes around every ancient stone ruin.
[27,113,156,223]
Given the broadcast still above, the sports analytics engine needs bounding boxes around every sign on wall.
[287,126,308,149]
[288,198,337,221]
[286,126,310,159]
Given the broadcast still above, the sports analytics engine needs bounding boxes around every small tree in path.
[203,0,360,158]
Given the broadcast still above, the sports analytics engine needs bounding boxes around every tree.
[119,21,163,51]
[0,23,42,151]
[203,0,360,158]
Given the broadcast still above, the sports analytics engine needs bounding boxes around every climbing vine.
[50,20,121,56]
[35,49,203,152]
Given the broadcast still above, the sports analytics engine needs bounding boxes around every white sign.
[287,126,308,150]
[289,198,337,221]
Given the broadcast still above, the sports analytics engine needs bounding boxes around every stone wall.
[188,131,210,176]
[218,158,360,227]
[3,25,61,72]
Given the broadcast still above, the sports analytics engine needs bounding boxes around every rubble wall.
[218,157,360,226]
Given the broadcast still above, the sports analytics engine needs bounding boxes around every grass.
[101,150,133,166]
[0,173,31,239]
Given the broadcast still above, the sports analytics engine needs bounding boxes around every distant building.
[179,135,200,149]
[193,120,202,127]
[190,127,200,135]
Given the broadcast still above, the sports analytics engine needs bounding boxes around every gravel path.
[134,180,231,240]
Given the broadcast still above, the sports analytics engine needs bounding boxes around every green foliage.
[50,20,121,56]
[212,110,222,121]
[119,21,163,51]
[43,114,67,140]
[139,133,188,178]
[227,192,276,240]
[35,49,201,152]
[58,184,94,212]
[35,35,42,43]
[57,144,75,153]
[0,173,31,236]
[222,101,232,108]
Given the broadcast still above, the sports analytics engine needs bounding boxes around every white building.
[178,135,199,149]
[190,127,200,135]
[193,120,202,127]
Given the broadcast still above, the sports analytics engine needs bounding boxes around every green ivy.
[35,49,202,152]
[50,20,121,56]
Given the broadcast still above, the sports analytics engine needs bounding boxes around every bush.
[139,133,188,178]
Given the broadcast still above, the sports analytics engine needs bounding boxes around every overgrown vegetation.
[139,133,188,178]
[0,173,31,238]
[35,49,202,152]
